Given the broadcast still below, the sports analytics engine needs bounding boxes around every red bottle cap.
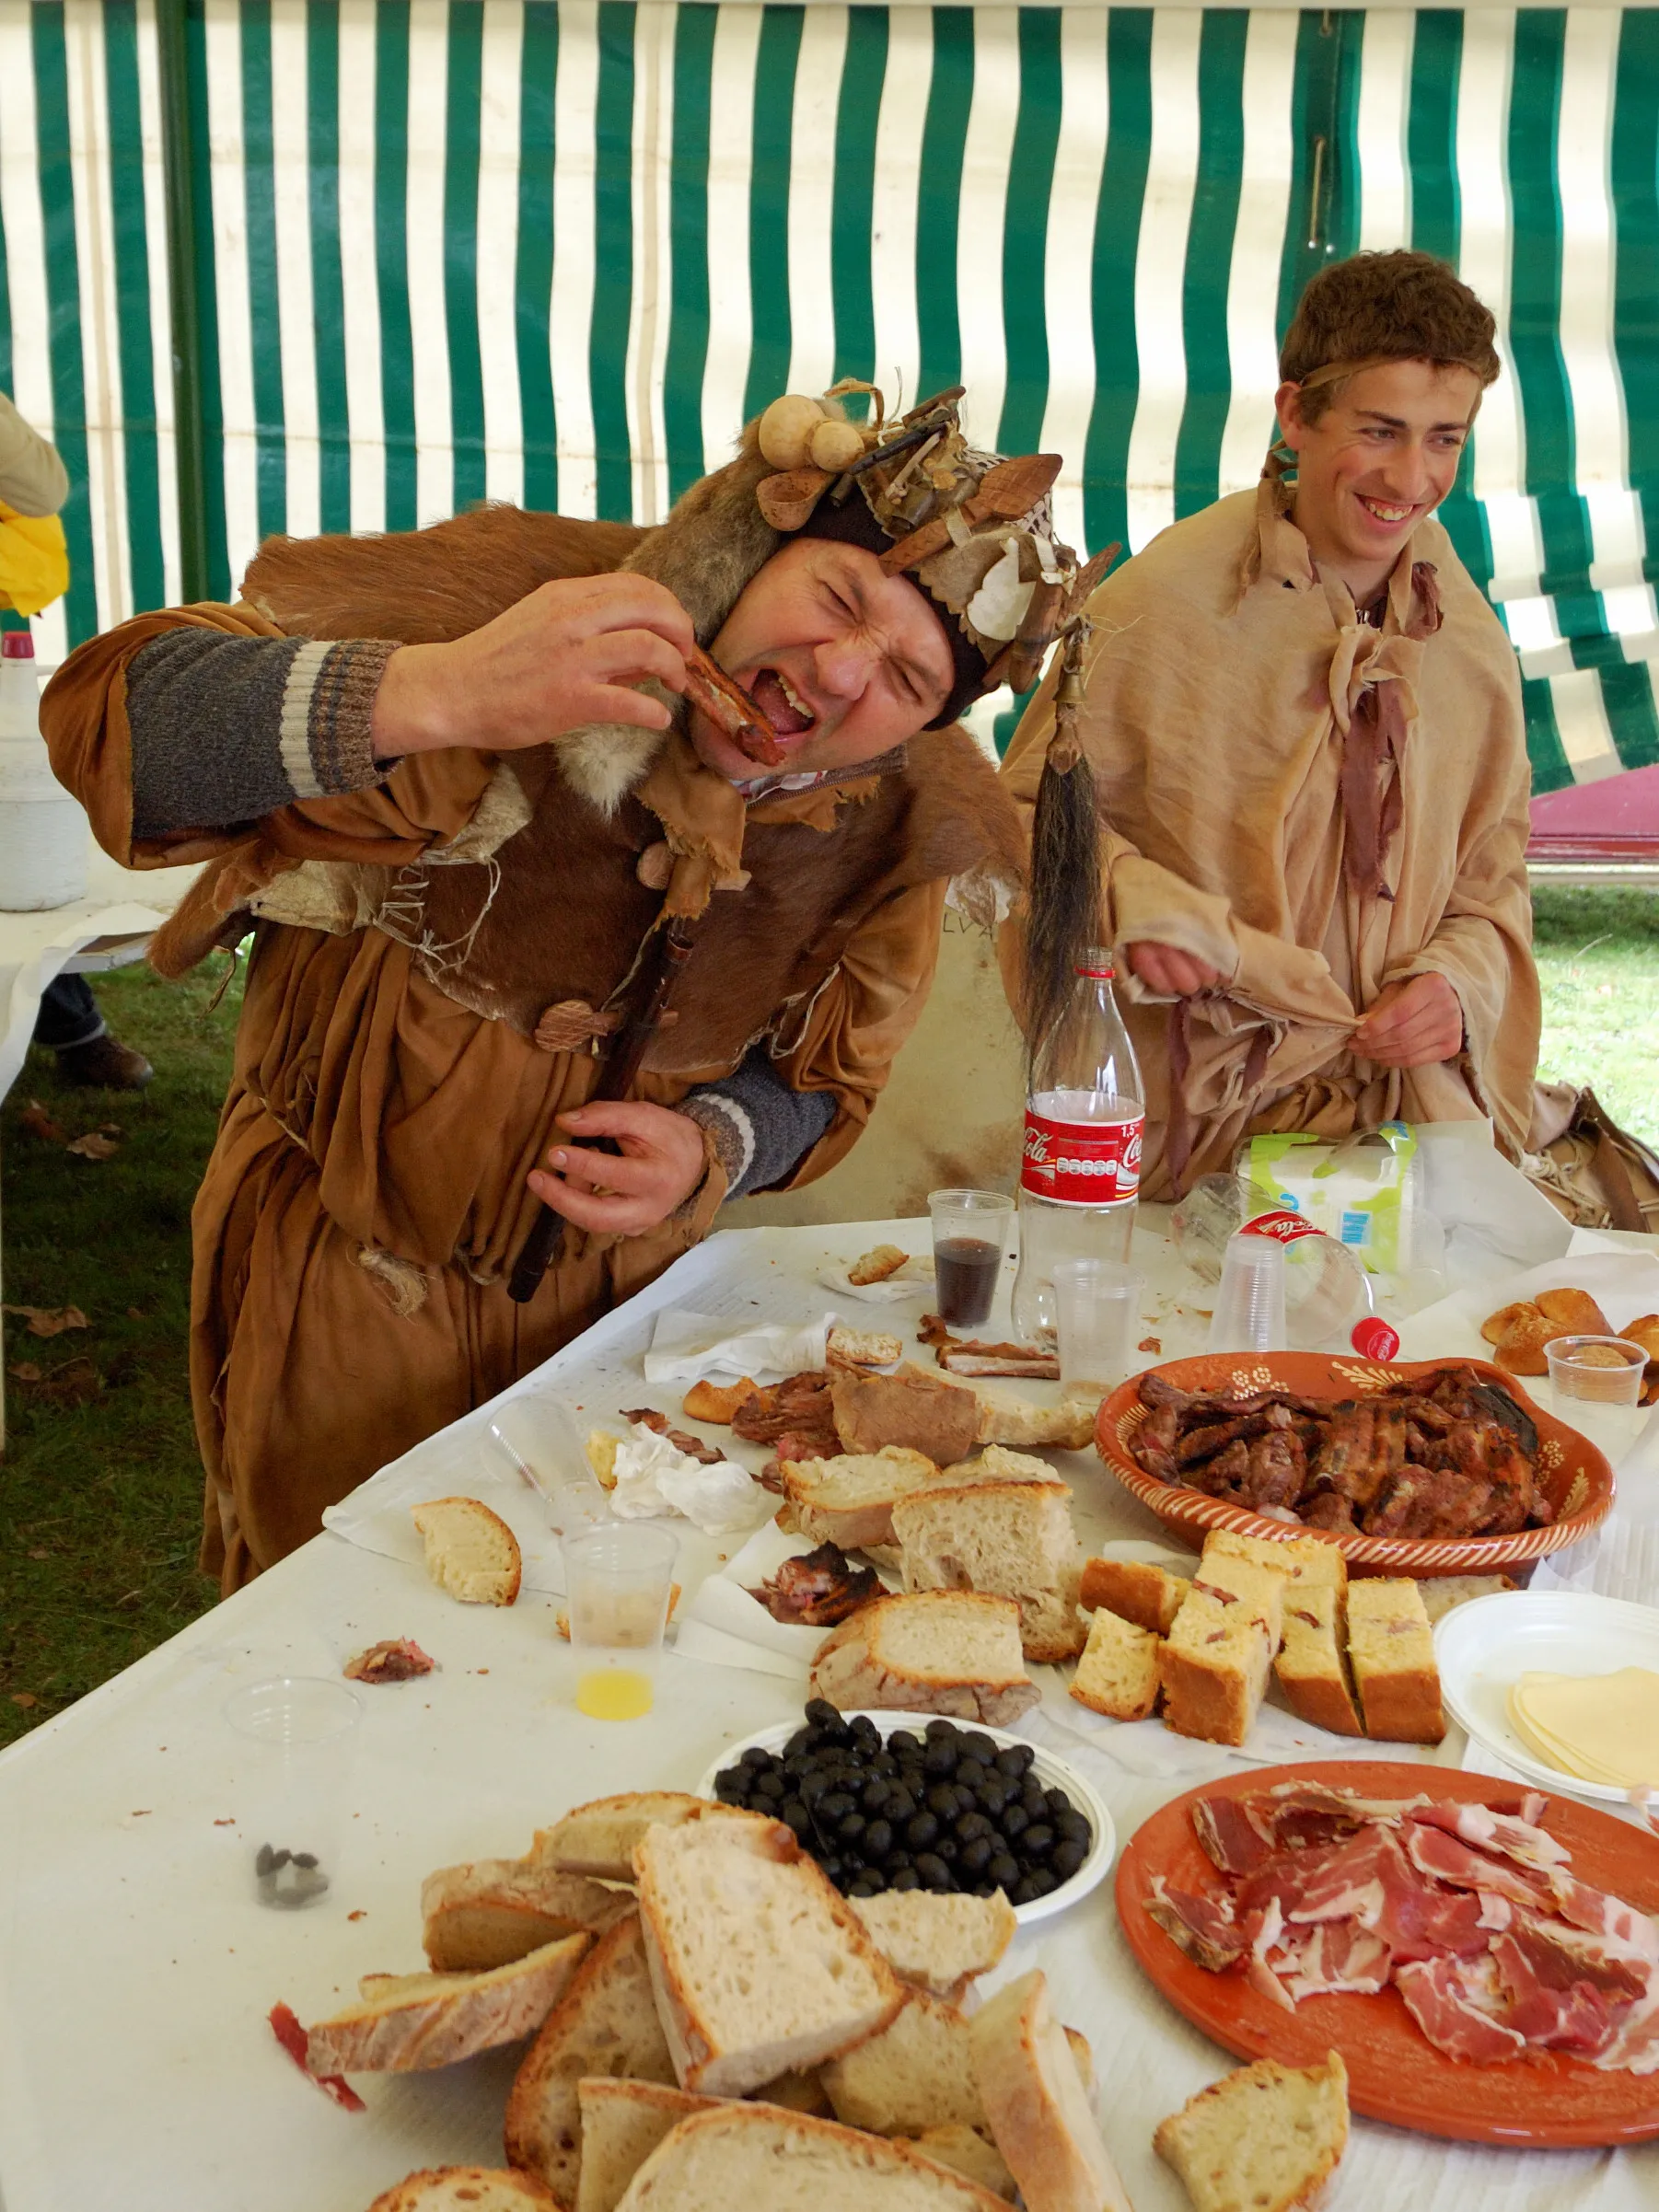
[1352,1316,1400,1361]
[1,632,35,659]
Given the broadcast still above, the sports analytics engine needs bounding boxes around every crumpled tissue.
[607,1423,771,1535]
[642,1308,833,1384]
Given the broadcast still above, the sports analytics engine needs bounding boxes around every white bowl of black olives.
[698,1699,1114,1924]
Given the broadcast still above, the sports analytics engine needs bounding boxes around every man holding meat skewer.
[41,385,1097,1590]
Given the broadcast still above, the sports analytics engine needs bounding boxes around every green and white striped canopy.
[2,2,1657,791]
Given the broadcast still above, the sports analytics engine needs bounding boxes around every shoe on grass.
[56,1034,154,1090]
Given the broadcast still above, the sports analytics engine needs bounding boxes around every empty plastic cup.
[1544,1335,1647,1464]
[1207,1230,1288,1355]
[1052,1258,1145,1399]
[563,1523,679,1720]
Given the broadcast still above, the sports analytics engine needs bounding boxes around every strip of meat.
[1192,1795,1277,1877]
[1277,1917,1394,2001]
[1146,1878,1251,1972]
[681,643,785,766]
[1402,1818,1557,1910]
[268,2003,365,2110]
[1397,1956,1530,2064]
[1130,1403,1180,1482]
[1238,1427,1305,1511]
[620,1407,725,1465]
[343,1638,435,1685]
[1174,1407,1289,1466]
[747,1541,881,1626]
[730,1371,838,1445]
[1489,1931,1618,2053]
[1410,1798,1571,1871]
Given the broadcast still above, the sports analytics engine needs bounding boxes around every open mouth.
[750,667,818,741]
[1355,493,1416,528]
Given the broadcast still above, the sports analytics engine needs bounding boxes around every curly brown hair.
[1281,250,1499,422]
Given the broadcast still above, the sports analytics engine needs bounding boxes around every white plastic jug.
[0,631,87,910]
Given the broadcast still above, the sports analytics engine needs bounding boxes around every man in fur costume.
[1001,252,1539,1196]
[43,387,1094,1590]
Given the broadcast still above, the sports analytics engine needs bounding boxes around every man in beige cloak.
[1002,250,1539,1197]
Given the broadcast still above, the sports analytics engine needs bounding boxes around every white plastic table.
[0,1216,1653,2212]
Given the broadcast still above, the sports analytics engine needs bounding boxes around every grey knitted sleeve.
[679,1048,839,1199]
[125,627,400,837]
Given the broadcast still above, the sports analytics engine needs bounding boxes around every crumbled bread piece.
[1079,1555,1189,1633]
[682,1376,760,1424]
[410,1497,522,1605]
[1070,1607,1161,1720]
[851,1244,911,1286]
[586,1430,621,1488]
[830,1325,905,1369]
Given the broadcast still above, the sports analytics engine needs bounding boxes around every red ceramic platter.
[1116,1760,1659,2147]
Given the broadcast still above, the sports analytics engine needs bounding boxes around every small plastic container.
[1544,1336,1648,1465]
[927,1187,1015,1329]
[1207,1231,1288,1355]
[1052,1258,1145,1400]
[224,1676,362,1908]
[563,1523,679,1720]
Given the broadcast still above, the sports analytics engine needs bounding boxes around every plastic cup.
[1206,1231,1288,1355]
[224,1676,362,1908]
[1544,1336,1647,1464]
[1052,1258,1145,1399]
[927,1188,1015,1329]
[488,1395,612,1529]
[563,1523,679,1720]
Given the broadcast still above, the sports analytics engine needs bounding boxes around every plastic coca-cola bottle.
[1012,947,1144,1344]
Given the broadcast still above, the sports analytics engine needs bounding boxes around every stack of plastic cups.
[1206,1232,1289,1355]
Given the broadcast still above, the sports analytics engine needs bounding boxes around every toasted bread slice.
[894,1462,1085,1663]
[1070,1605,1161,1721]
[505,1915,678,2202]
[533,1792,724,1883]
[410,1496,522,1604]
[421,1855,635,1971]
[1153,2050,1350,2212]
[611,2105,1010,2209]
[1159,1586,1278,1748]
[970,1971,1133,2212]
[905,2125,1015,2201]
[634,1808,903,2097]
[1347,1577,1444,1743]
[682,1377,760,1424]
[1079,1555,1190,1633]
[365,2169,558,2212]
[1202,1528,1344,1591]
[307,1932,589,2074]
[1274,1584,1363,1736]
[575,2079,724,2212]
[782,1446,941,1550]
[822,1991,983,2136]
[809,1592,1038,1726]
[850,1891,1016,1999]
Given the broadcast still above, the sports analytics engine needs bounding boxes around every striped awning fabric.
[1,3,1656,793]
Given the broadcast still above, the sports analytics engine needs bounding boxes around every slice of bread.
[1347,1577,1444,1743]
[634,1807,904,2097]
[1416,1571,1516,1625]
[1079,1556,1190,1633]
[753,2068,832,2114]
[831,1363,984,1464]
[850,1892,1016,1999]
[1070,1605,1162,1720]
[575,2079,724,2212]
[905,2125,1015,2201]
[822,1991,983,2136]
[782,1446,941,1550]
[809,1592,1038,1726]
[1194,1535,1292,1629]
[410,1496,522,1604]
[505,1915,679,2203]
[830,1324,906,1369]
[1158,1586,1278,1748]
[421,1855,636,1972]
[851,1244,911,1286]
[681,1376,759,1424]
[1202,1529,1344,1592]
[1273,1584,1363,1737]
[1153,2050,1350,2212]
[365,2169,559,2212]
[969,1388,1096,1452]
[306,1931,589,2074]
[533,1792,721,1882]
[894,1461,1085,1662]
[969,1971,1133,2212]
[611,2105,1010,2210]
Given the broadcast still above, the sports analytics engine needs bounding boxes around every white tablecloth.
[0,1216,1654,2212]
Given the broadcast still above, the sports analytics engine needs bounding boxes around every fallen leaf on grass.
[66,1128,122,1161]
[3,1303,89,1338]
[17,1099,65,1142]
[8,1362,42,1383]
[28,1548,50,1560]
[10,1356,102,1405]
[10,1693,38,1709]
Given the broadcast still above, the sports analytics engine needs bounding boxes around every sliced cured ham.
[1397,1956,1529,2064]
[1410,1797,1571,1871]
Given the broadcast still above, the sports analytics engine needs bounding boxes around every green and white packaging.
[1237,1123,1420,1276]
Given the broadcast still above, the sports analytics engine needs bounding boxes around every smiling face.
[1275,358,1483,602]
[690,538,957,781]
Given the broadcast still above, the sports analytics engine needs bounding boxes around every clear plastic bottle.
[1011,948,1144,1343]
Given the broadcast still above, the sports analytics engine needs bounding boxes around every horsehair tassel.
[1022,626,1105,1083]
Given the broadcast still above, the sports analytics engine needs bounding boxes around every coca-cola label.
[1238,1209,1327,1245]
[1021,1107,1143,1204]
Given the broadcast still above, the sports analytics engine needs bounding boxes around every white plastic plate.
[1434,1590,1659,1802]
[695,1708,1115,1925]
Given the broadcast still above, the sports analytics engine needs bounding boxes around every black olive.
[1050,1837,1087,1881]
[971,1881,998,1898]
[956,1812,992,1845]
[925,1782,961,1820]
[781,1798,810,1838]
[977,1779,1010,1817]
[995,1744,1034,1778]
[986,1851,1020,1891]
[954,1757,991,1794]
[887,1731,923,1760]
[1024,1865,1059,1899]
[799,1771,830,1804]
[913,1852,953,1891]
[885,1849,912,1874]
[861,1778,891,1814]
[1022,1776,1048,1811]
[958,1836,993,1878]
[923,1719,960,1741]
[838,1811,867,1846]
[884,1786,917,1824]
[1055,1811,1092,1846]
[1045,1786,1073,1818]
[1011,1873,1043,1905]
[1001,1803,1029,1841]
[818,1854,844,1884]
[783,1726,816,1758]
[922,1740,958,1778]
[904,1811,940,1852]
[1019,1823,1055,1862]
[935,1836,958,1864]
[740,1744,774,1769]
[805,1698,841,1727]
[960,1731,998,1765]
[889,1865,922,1892]
[713,1771,745,1802]
[863,1818,893,1861]
[818,1790,855,1823]
[846,1874,880,1897]
[871,1750,899,1777]
[752,1770,785,1801]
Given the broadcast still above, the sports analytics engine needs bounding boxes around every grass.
[0,955,241,1748]
[0,885,1653,1750]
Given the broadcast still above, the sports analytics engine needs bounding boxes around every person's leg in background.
[32,971,154,1089]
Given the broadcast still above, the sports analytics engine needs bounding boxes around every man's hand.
[527,1102,707,1236]
[1352,972,1464,1069]
[1124,941,1224,997]
[371,574,695,759]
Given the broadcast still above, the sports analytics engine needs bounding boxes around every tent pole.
[155,0,208,604]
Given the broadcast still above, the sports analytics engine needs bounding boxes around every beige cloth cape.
[43,584,965,1591]
[1000,477,1540,1198]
